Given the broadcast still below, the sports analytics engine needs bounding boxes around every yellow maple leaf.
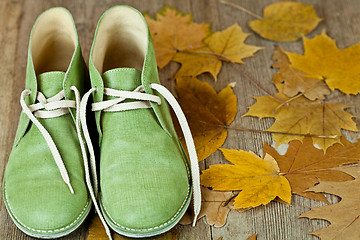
[175,77,237,161]
[248,1,322,42]
[201,149,291,209]
[243,85,357,151]
[145,6,210,69]
[287,31,360,94]
[272,45,330,100]
[173,24,262,80]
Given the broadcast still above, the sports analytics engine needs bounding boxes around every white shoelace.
[20,87,83,194]
[20,84,201,240]
[80,83,201,239]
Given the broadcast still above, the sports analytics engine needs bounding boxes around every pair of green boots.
[3,6,201,239]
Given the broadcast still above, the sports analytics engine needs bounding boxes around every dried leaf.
[263,137,359,202]
[272,45,330,100]
[201,149,291,209]
[300,166,360,240]
[173,24,261,80]
[145,6,210,68]
[243,84,357,151]
[249,1,321,42]
[179,211,192,225]
[180,187,235,227]
[287,31,360,95]
[175,77,237,161]
[247,233,257,240]
[199,188,235,227]
[87,215,178,240]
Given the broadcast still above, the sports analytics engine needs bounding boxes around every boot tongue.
[102,68,142,91]
[37,71,65,98]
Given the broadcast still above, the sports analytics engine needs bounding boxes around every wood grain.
[0,0,359,239]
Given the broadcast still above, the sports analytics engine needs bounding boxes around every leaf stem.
[280,163,358,176]
[189,119,339,139]
[230,59,288,105]
[224,125,339,139]
[220,0,262,19]
[183,49,288,105]
[274,93,304,113]
[223,193,238,207]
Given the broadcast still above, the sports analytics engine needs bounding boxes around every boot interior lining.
[92,7,148,74]
[31,8,77,75]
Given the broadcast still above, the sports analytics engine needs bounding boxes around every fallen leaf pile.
[244,32,360,151]
[244,84,357,151]
[83,3,360,240]
[145,7,262,80]
[145,6,210,69]
[173,23,262,80]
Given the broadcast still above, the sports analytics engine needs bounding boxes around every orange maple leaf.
[175,77,237,161]
[263,137,359,202]
[145,6,210,69]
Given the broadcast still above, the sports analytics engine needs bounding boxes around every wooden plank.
[0,1,25,239]
[0,0,359,239]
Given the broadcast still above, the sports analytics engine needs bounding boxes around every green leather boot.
[3,7,91,238]
[81,5,201,238]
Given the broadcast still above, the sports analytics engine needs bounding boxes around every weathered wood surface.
[1,0,359,239]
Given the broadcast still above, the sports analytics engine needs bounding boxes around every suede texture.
[88,6,192,236]
[3,8,90,238]
[99,69,190,229]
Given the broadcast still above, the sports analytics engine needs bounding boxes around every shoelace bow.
[20,87,83,194]
[20,84,201,240]
[80,83,201,240]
